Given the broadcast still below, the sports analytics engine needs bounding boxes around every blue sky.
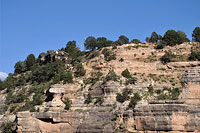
[0,0,200,77]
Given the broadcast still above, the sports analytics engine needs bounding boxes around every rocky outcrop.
[167,61,200,69]
[16,111,114,133]
[181,66,200,104]
[129,103,200,132]
[38,50,71,64]
[118,66,200,132]
[16,66,200,132]
[49,84,66,109]
[89,81,122,97]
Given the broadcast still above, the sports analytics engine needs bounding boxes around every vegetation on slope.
[0,27,199,114]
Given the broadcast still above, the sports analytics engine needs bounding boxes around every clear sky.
[0,0,200,77]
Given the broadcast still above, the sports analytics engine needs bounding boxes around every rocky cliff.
[1,42,200,133]
[15,66,200,133]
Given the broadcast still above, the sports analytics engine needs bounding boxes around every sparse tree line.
[84,26,200,50]
[10,26,200,77]
[0,26,199,88]
[0,26,198,91]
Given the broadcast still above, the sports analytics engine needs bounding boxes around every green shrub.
[147,84,154,94]
[71,56,85,66]
[112,46,117,49]
[15,76,26,86]
[31,60,65,83]
[155,41,166,49]
[74,63,86,77]
[116,88,132,103]
[105,70,119,82]
[52,73,61,84]
[169,87,181,100]
[155,89,162,94]
[128,93,141,109]
[16,100,34,112]
[15,88,27,103]
[5,92,15,105]
[9,105,17,113]
[119,58,124,62]
[86,51,100,60]
[116,93,126,103]
[84,72,103,85]
[5,88,27,105]
[63,97,72,110]
[44,108,49,112]
[120,69,137,85]
[0,80,4,90]
[0,121,16,133]
[84,93,92,104]
[160,51,177,64]
[102,48,116,62]
[30,106,36,112]
[156,87,181,100]
[121,69,132,79]
[32,92,44,105]
[95,96,104,105]
[0,105,8,114]
[61,71,73,84]
[188,51,200,61]
[125,77,137,85]
[131,39,141,44]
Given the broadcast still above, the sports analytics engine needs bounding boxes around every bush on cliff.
[105,70,119,82]
[188,51,200,61]
[0,121,16,133]
[63,97,72,110]
[121,69,132,79]
[84,93,92,104]
[156,87,181,100]
[129,93,141,109]
[160,51,177,64]
[102,48,116,62]
[31,60,65,83]
[74,63,86,77]
[116,88,132,103]
[95,96,104,105]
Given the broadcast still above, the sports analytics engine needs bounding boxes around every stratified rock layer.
[181,66,200,104]
[128,103,200,132]
[16,111,114,133]
[15,66,200,132]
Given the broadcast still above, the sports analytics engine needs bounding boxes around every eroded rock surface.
[16,111,114,133]
[15,66,200,132]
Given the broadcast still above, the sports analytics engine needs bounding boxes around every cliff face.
[122,66,200,132]
[124,103,200,132]
[17,111,114,133]
[15,68,200,133]
[2,43,200,133]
